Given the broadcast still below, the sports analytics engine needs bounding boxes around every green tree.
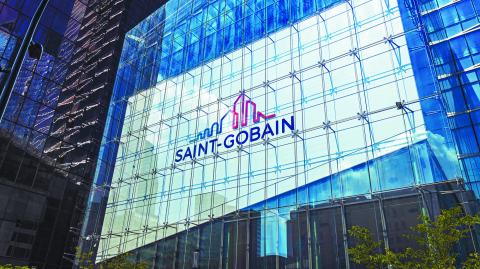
[348,206,480,269]
[98,253,149,269]
[462,253,480,269]
[77,248,149,269]
[77,248,95,269]
[0,265,30,269]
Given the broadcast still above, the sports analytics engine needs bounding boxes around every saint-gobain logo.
[175,93,295,163]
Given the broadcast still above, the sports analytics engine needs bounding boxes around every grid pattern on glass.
[0,0,88,181]
[95,0,463,261]
[0,0,92,266]
[416,0,480,182]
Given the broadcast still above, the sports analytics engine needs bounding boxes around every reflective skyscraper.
[0,0,164,268]
[84,0,480,267]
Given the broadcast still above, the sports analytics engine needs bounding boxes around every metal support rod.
[340,202,350,269]
[0,0,49,121]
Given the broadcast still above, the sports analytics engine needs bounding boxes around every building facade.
[0,0,164,268]
[0,1,90,267]
[87,0,480,268]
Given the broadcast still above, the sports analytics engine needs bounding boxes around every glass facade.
[89,0,480,267]
[411,0,480,186]
[0,1,89,267]
[0,0,164,268]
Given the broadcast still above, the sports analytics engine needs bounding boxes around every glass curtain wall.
[401,0,480,194]
[0,1,89,267]
[90,0,478,267]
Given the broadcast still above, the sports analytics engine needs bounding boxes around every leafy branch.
[77,247,149,269]
[0,265,31,269]
[348,207,480,269]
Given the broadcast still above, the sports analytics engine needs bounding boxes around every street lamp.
[28,42,44,60]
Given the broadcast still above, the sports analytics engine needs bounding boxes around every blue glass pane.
[454,127,480,154]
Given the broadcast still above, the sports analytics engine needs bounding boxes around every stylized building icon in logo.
[231,93,276,129]
[190,93,275,142]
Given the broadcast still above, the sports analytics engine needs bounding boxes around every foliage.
[0,265,30,269]
[77,248,95,269]
[348,206,480,269]
[462,253,480,269]
[347,225,392,269]
[97,253,149,269]
[77,248,149,269]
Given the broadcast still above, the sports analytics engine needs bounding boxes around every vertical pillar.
[340,201,350,269]
[377,196,391,269]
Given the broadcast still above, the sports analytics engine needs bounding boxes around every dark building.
[0,2,90,267]
[0,0,164,268]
